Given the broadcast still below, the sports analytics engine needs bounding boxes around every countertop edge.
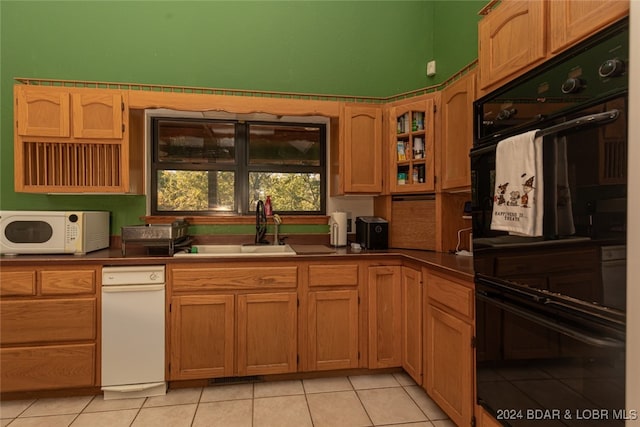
[0,248,474,279]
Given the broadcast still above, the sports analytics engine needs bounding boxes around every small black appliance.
[355,216,388,250]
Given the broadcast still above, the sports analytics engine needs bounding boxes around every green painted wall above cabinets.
[432,0,484,84]
[1,1,437,97]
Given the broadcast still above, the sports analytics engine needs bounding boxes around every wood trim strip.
[142,215,329,225]
[478,0,500,16]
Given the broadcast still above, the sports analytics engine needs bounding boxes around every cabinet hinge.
[297,298,300,307]
[358,351,361,360]
[434,105,437,113]
[471,336,477,348]
[122,123,125,133]
[169,303,171,313]
[357,296,360,305]
[471,415,476,427]
[121,101,125,111]
[168,362,171,373]
[297,354,300,365]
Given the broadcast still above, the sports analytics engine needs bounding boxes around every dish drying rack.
[121,219,190,256]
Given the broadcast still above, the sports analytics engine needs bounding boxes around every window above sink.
[150,114,327,217]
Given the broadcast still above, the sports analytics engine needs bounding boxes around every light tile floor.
[0,372,458,427]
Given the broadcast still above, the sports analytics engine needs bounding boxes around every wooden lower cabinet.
[0,264,99,393]
[368,265,402,368]
[424,270,474,427]
[170,291,297,380]
[303,262,361,371]
[306,289,359,371]
[477,405,503,427]
[237,292,297,376]
[0,344,96,392]
[170,295,235,380]
[401,266,422,384]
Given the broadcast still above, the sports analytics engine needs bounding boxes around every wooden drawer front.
[308,264,359,287]
[0,299,96,345]
[0,270,36,296]
[172,266,298,291]
[427,273,473,319]
[0,344,96,392]
[41,269,96,295]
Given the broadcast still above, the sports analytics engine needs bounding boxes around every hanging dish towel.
[554,136,575,236]
[491,129,543,237]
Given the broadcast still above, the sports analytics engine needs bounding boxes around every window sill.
[142,215,330,225]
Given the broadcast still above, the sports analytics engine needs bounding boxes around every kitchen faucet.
[255,200,268,244]
[272,214,282,245]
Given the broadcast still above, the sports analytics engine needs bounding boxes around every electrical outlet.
[426,60,436,77]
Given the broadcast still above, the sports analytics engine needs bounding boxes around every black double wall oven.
[472,19,629,426]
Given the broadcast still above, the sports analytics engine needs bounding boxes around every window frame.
[150,116,326,216]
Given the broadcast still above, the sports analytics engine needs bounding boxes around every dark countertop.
[0,246,474,281]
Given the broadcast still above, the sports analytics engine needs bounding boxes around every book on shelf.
[397,141,406,160]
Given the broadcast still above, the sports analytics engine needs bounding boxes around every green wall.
[0,1,480,234]
[432,0,484,82]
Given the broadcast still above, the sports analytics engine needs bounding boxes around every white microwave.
[0,211,110,255]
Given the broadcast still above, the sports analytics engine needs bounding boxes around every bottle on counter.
[265,195,273,216]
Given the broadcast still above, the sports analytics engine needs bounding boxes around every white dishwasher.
[102,265,166,400]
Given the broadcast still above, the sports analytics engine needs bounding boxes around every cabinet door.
[478,0,546,89]
[549,0,629,54]
[1,344,96,392]
[439,72,475,190]
[72,91,124,139]
[16,86,70,137]
[390,96,436,193]
[307,289,359,371]
[425,304,473,427]
[341,104,383,193]
[401,266,422,384]
[237,292,297,376]
[368,266,402,368]
[170,295,234,380]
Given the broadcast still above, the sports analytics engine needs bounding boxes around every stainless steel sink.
[173,244,296,257]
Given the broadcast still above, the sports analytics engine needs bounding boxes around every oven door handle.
[477,293,625,348]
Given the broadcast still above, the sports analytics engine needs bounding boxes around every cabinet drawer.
[41,269,96,295]
[0,270,36,296]
[308,264,359,287]
[0,344,96,392]
[0,298,96,345]
[426,273,473,319]
[172,266,298,291]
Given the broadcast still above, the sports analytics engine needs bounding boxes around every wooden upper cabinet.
[479,0,628,91]
[72,91,124,139]
[16,85,124,139]
[13,85,139,193]
[478,0,546,90]
[549,0,629,54]
[389,95,437,193]
[16,88,70,137]
[439,71,476,191]
[337,103,383,194]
